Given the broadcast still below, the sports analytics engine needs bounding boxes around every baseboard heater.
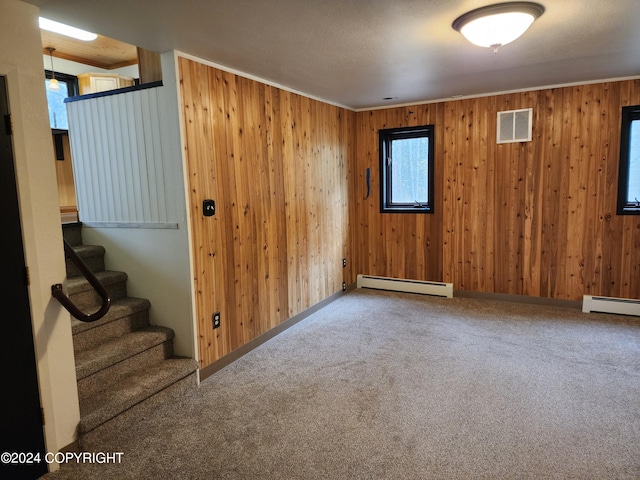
[582,295,640,317]
[357,275,453,298]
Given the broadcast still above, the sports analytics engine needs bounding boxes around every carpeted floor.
[43,289,640,479]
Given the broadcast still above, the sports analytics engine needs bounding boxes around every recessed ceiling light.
[39,17,98,41]
[452,2,544,53]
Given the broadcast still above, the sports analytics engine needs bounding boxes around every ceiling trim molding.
[357,75,640,112]
[175,51,640,113]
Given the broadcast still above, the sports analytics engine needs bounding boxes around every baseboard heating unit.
[582,295,640,317]
[357,275,453,298]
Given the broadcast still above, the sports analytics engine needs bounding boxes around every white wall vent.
[582,295,640,317]
[497,108,532,144]
[357,275,453,298]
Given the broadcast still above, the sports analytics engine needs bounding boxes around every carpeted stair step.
[66,270,128,312]
[78,358,198,438]
[66,244,106,278]
[76,326,175,401]
[62,222,83,247]
[75,326,174,381]
[72,297,151,353]
[61,223,200,451]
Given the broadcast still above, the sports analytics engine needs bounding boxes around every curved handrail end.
[50,240,111,322]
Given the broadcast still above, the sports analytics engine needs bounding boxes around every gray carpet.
[44,289,640,479]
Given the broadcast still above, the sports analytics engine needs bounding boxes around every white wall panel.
[67,86,174,227]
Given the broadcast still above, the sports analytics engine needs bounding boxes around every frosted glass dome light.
[453,2,545,53]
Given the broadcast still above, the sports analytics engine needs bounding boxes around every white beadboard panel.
[67,86,174,225]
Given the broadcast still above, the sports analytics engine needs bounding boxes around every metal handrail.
[51,239,111,322]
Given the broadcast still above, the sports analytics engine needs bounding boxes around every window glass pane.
[628,119,640,204]
[45,79,69,130]
[390,137,429,204]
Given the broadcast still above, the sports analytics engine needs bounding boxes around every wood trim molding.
[198,285,355,382]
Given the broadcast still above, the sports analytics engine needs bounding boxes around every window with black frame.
[45,70,78,131]
[618,105,640,215]
[379,124,435,213]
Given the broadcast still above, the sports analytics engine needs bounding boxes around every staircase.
[62,223,198,449]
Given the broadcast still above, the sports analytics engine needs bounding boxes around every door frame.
[0,74,48,479]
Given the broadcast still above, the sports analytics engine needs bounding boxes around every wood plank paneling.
[179,57,354,368]
[53,133,77,209]
[354,80,640,301]
[137,47,162,84]
[182,65,638,369]
[42,31,138,70]
[354,105,445,283]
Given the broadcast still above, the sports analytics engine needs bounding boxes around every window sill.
[617,207,640,215]
[381,206,433,214]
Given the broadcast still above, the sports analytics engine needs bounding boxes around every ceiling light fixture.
[46,47,60,91]
[39,17,97,41]
[452,2,544,53]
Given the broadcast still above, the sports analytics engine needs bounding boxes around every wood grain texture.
[355,80,640,302]
[354,105,445,283]
[179,57,354,368]
[137,48,162,84]
[181,60,638,370]
[42,30,137,70]
[53,133,77,210]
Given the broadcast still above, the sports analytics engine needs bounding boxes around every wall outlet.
[212,312,221,329]
[342,282,347,291]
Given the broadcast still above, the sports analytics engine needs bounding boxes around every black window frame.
[379,124,435,214]
[44,70,79,132]
[617,105,640,215]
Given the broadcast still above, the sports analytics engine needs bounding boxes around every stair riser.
[62,223,83,247]
[65,224,198,448]
[78,371,197,450]
[75,327,174,380]
[73,309,150,354]
[66,255,105,278]
[77,341,174,401]
[69,281,127,312]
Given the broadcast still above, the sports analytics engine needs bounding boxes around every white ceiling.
[25,0,640,110]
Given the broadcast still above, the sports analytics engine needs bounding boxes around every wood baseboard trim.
[199,284,356,382]
[199,286,580,382]
[454,290,582,310]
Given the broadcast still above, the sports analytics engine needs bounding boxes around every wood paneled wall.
[354,80,640,301]
[179,58,354,368]
[354,105,445,282]
[53,133,77,209]
[180,58,638,369]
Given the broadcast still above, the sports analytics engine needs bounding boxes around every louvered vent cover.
[497,108,532,144]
